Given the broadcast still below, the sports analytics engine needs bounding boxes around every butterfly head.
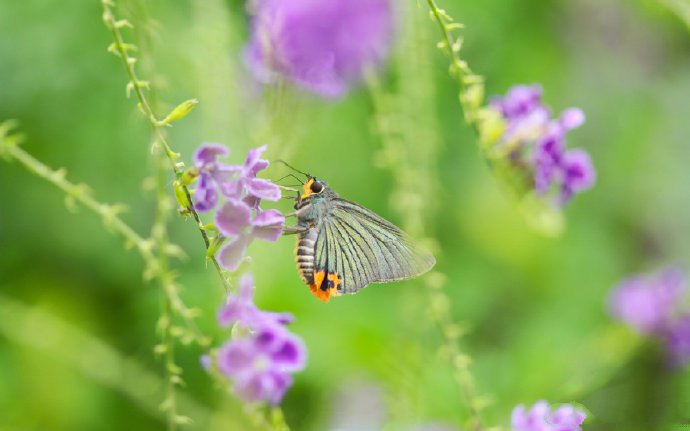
[295,176,335,210]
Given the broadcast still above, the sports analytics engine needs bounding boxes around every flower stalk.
[367,5,489,428]
[425,0,484,129]
[100,0,231,292]
[0,121,155,265]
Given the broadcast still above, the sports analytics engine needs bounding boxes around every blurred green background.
[1,0,690,430]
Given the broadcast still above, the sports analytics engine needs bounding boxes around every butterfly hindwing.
[311,198,435,300]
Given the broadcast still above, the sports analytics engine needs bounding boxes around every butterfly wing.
[309,198,435,301]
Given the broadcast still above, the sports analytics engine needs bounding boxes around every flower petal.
[253,209,285,227]
[218,236,251,272]
[194,174,218,212]
[609,267,688,334]
[246,0,393,98]
[260,311,295,326]
[243,194,262,210]
[216,201,252,236]
[534,127,565,166]
[560,108,585,130]
[252,209,285,242]
[549,404,586,427]
[271,334,307,372]
[246,178,281,201]
[217,300,244,327]
[561,149,596,195]
[194,143,228,166]
[234,369,292,405]
[218,339,255,377]
[238,273,256,303]
[243,145,268,176]
[511,405,528,430]
[219,179,245,201]
[499,84,543,119]
[253,225,283,242]
[265,371,292,405]
[665,315,690,368]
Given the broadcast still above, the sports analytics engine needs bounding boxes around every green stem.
[0,294,225,427]
[100,3,291,429]
[100,0,231,293]
[0,134,154,265]
[154,146,181,431]
[425,0,483,131]
[367,4,488,427]
[428,288,485,431]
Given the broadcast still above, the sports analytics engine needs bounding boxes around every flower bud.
[158,99,199,126]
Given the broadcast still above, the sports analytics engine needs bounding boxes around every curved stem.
[101,0,231,293]
[0,131,154,265]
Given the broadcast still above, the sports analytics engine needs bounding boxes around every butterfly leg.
[282,225,309,235]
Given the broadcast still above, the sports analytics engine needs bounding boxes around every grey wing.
[314,198,436,295]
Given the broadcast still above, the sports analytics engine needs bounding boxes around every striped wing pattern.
[309,198,435,301]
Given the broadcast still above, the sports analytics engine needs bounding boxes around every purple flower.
[664,315,690,367]
[191,143,284,271]
[490,84,595,206]
[215,201,285,271]
[192,144,280,213]
[512,400,586,431]
[210,273,307,405]
[491,84,545,121]
[217,324,306,405]
[193,143,238,212]
[218,273,294,328]
[608,267,687,335]
[225,145,281,203]
[245,0,393,98]
[559,149,596,204]
[609,267,690,368]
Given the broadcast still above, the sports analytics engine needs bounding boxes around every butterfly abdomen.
[295,228,318,285]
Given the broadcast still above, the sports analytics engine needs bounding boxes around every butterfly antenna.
[275,159,310,178]
[274,173,305,185]
[276,184,299,192]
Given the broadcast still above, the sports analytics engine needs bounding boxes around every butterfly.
[282,176,436,302]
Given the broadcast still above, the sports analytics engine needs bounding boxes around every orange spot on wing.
[309,270,341,302]
[300,178,315,200]
[327,272,342,291]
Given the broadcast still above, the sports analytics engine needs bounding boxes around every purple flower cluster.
[512,401,586,431]
[609,266,690,366]
[193,144,284,271]
[490,84,595,205]
[211,274,307,405]
[245,0,393,98]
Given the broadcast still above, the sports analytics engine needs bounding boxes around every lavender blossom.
[511,400,586,431]
[217,323,306,405]
[245,0,393,98]
[608,266,687,335]
[609,267,690,368]
[664,315,690,367]
[489,84,595,206]
[218,273,293,328]
[215,201,285,271]
[225,145,281,203]
[192,143,280,212]
[210,273,307,405]
[193,143,237,212]
[191,143,284,271]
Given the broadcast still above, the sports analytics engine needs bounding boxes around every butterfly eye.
[310,181,324,193]
[310,180,324,194]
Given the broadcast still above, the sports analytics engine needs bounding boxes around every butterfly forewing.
[313,198,436,296]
